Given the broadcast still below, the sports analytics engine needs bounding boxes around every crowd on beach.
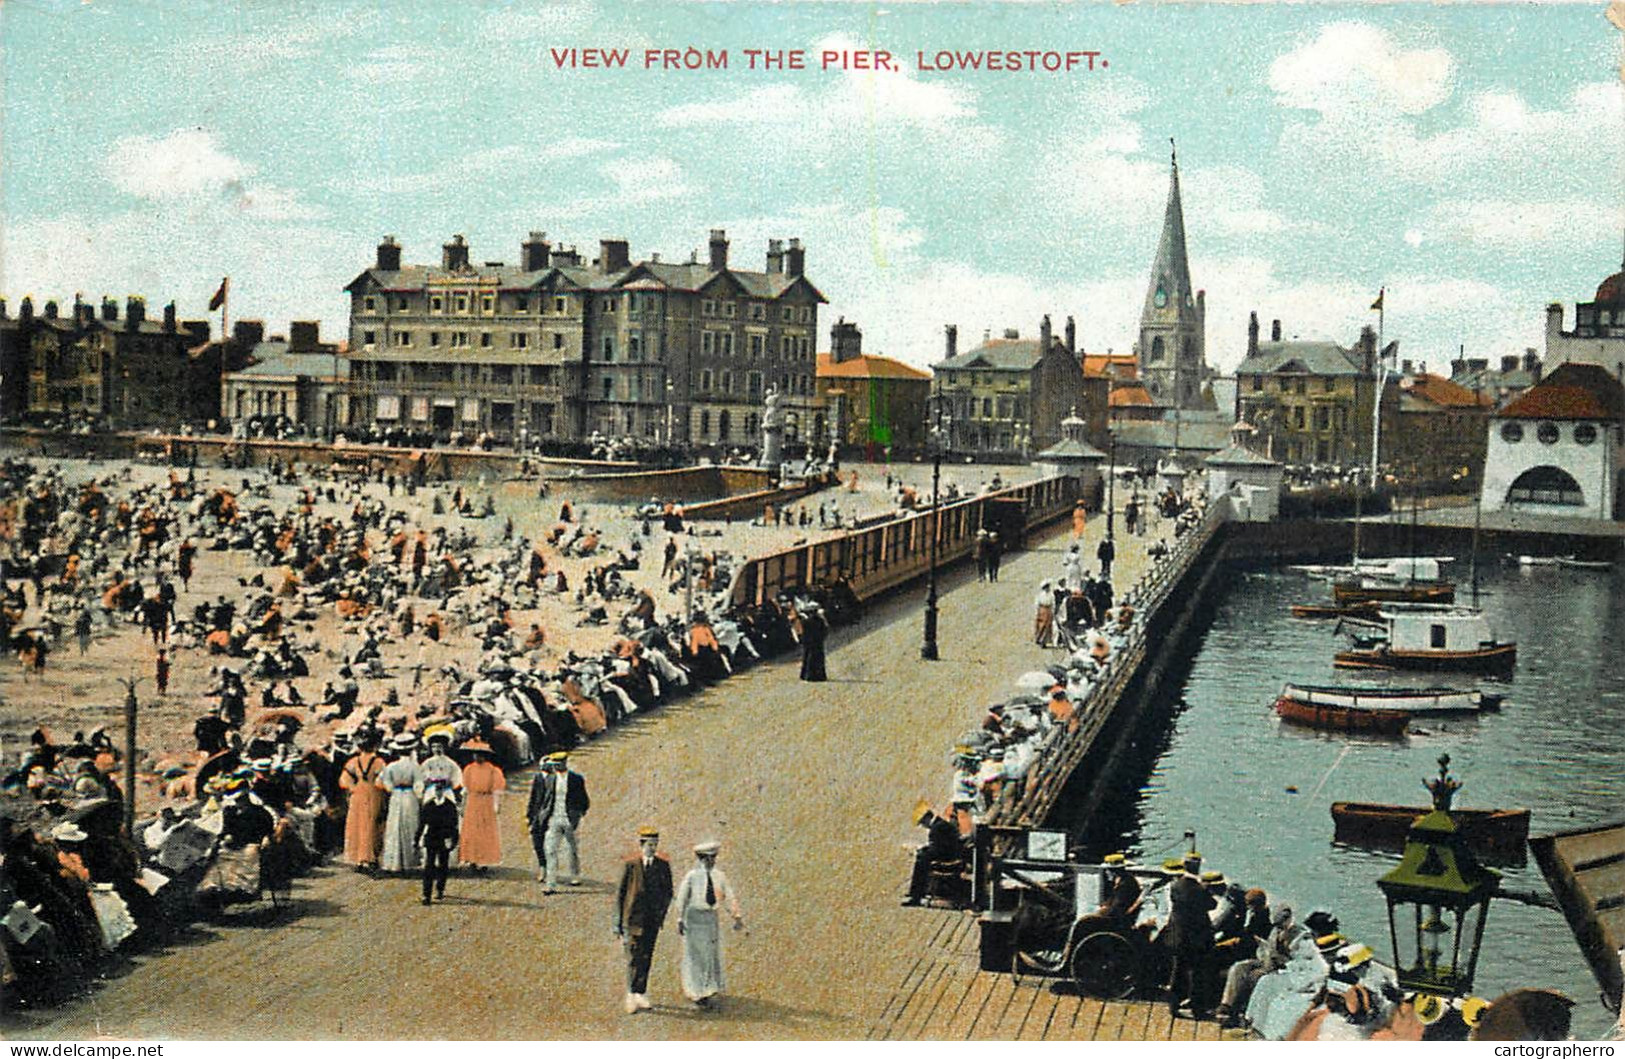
[0,452,838,1007]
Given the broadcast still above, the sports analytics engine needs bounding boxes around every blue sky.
[3,1,1622,372]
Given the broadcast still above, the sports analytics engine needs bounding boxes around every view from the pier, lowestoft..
[2,0,1623,1047]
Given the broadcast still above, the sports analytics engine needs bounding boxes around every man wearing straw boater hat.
[526,750,590,891]
[614,825,673,1013]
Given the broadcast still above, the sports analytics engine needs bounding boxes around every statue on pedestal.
[759,387,786,470]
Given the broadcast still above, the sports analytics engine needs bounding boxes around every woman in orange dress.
[339,735,386,871]
[457,741,506,871]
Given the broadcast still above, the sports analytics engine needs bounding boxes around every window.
[395,297,407,311]
[720,333,734,356]
[800,307,812,323]
[1314,406,1330,430]
[722,301,736,318]
[1149,337,1164,363]
[363,330,377,347]
[1295,377,1307,395]
[510,333,528,349]
[782,336,793,357]
[799,337,810,359]
[700,369,713,392]
[702,299,716,317]
[1293,406,1306,428]
[1501,422,1524,443]
[1153,283,1167,309]
[482,295,494,313]
[718,410,731,439]
[748,303,765,321]
[431,296,443,312]
[374,363,397,382]
[1252,375,1263,391]
[749,334,764,358]
[395,331,412,346]
[982,398,993,417]
[721,371,734,394]
[450,332,469,348]
[1575,423,1598,445]
[1316,439,1329,462]
[515,296,529,313]
[628,334,642,360]
[480,332,492,348]
[602,377,613,399]
[1430,624,1447,649]
[602,335,615,360]
[748,371,763,397]
[554,297,566,313]
[1536,421,1560,445]
[455,295,468,312]
[702,333,715,356]
[553,334,565,350]
[1507,465,1585,506]
[700,410,711,437]
[601,297,617,313]
[782,306,794,322]
[429,332,441,347]
[364,297,376,312]
[492,365,514,384]
[1323,377,1335,392]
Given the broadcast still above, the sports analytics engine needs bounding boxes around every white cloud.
[658,84,804,129]
[107,129,251,199]
[1409,197,1624,250]
[480,2,596,41]
[606,157,691,204]
[348,45,427,85]
[1270,21,1454,118]
[347,138,621,197]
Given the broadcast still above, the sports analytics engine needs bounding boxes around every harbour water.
[1083,560,1625,1038]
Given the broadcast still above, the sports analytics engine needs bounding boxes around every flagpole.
[1369,287,1385,487]
[221,276,229,347]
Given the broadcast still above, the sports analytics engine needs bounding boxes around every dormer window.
[1153,281,1168,309]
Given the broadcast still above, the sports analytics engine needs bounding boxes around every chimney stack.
[1247,311,1260,358]
[1064,316,1077,354]
[785,238,805,277]
[599,238,630,273]
[521,231,551,272]
[289,321,320,351]
[125,297,145,330]
[102,297,118,322]
[766,239,785,274]
[708,229,729,270]
[1523,348,1542,382]
[18,297,32,324]
[163,301,177,332]
[442,234,469,272]
[1359,325,1377,373]
[43,300,58,320]
[944,324,958,361]
[1270,318,1282,343]
[183,320,210,347]
[1040,314,1053,353]
[233,320,265,350]
[0,298,7,320]
[376,235,402,271]
[830,317,862,363]
[1500,354,1518,373]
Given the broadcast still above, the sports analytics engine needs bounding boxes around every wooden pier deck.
[867,909,1249,1042]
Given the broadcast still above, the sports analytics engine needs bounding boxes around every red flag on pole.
[208,277,228,311]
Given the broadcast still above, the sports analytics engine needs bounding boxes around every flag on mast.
[1369,288,1384,312]
[208,277,228,311]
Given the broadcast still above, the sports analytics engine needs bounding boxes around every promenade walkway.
[8,506,1165,1040]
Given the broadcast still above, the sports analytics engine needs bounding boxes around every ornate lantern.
[1377,754,1500,996]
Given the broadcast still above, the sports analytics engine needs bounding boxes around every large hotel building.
[343,229,825,445]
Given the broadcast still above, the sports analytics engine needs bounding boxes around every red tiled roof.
[1109,383,1153,407]
[1083,353,1137,379]
[815,352,932,381]
[1402,373,1493,409]
[1497,362,1625,421]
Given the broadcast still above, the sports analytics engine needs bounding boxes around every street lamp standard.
[922,388,951,661]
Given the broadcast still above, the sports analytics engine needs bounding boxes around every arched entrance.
[1506,465,1585,507]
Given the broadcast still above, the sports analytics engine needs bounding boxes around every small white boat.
[1512,554,1563,567]
[1282,681,1498,715]
[1557,557,1613,572]
[1334,604,1517,675]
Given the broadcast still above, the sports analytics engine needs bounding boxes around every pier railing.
[986,499,1228,840]
[728,475,1079,607]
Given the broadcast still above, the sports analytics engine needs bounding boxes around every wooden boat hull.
[1333,643,1517,674]
[1332,801,1530,864]
[1290,601,1381,620]
[1273,696,1410,735]
[1333,581,1456,605]
[1282,682,1486,714]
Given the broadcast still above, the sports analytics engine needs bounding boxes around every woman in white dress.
[375,735,423,873]
[676,840,744,1007]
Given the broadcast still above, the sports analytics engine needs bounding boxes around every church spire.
[1142,138,1195,325]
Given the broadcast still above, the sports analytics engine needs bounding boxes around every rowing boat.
[1332,801,1530,863]
[1273,695,1411,736]
[1282,682,1498,715]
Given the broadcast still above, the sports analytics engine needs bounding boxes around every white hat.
[52,822,89,844]
[693,840,720,855]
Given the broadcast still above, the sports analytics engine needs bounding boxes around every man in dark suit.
[1166,853,1218,1018]
[614,825,673,1013]
[525,752,591,891]
[901,801,966,906]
